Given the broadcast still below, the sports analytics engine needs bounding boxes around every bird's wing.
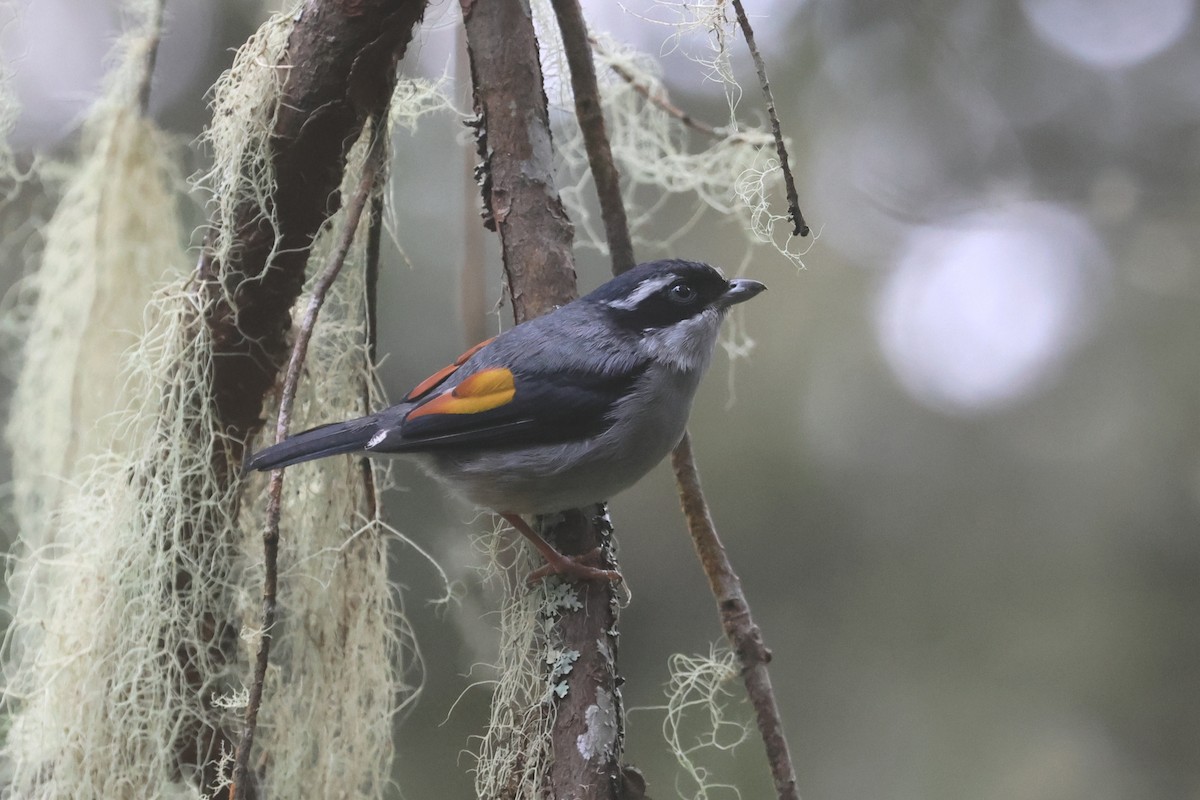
[368,360,645,453]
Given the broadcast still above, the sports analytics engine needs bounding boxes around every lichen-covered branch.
[462,1,626,798]
[197,0,428,468]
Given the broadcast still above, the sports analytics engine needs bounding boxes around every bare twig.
[550,0,634,274]
[230,127,386,800]
[361,190,385,515]
[589,37,726,141]
[364,191,384,366]
[671,434,799,800]
[730,0,809,237]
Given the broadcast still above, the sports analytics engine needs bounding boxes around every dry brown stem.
[671,434,799,800]
[550,0,635,274]
[590,37,726,141]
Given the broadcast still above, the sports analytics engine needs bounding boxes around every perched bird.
[246,259,766,581]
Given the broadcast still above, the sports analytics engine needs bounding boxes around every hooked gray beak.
[718,278,767,308]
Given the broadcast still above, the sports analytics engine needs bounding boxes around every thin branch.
[590,37,725,141]
[230,127,387,800]
[550,0,635,274]
[730,0,809,237]
[365,192,384,366]
[184,4,426,792]
[554,4,802,797]
[671,434,799,800]
[361,190,385,516]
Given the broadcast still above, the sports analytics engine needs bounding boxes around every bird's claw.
[525,546,623,585]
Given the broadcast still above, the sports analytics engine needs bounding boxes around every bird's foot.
[500,513,623,585]
[525,546,623,585]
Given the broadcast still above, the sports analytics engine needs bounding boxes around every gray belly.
[422,368,699,514]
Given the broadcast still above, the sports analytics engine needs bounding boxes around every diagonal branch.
[550,0,634,274]
[197,0,428,470]
[601,53,725,140]
[672,436,799,800]
[550,3,802,799]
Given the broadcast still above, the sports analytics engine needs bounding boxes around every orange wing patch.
[407,367,516,419]
[403,336,497,402]
[404,363,458,402]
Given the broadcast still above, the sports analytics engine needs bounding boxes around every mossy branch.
[196,0,427,467]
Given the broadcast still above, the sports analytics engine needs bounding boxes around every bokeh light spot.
[3,0,117,147]
[876,203,1108,414]
[1020,0,1194,69]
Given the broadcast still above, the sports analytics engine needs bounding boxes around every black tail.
[245,417,379,471]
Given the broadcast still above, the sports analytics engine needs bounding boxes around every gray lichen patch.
[575,688,619,762]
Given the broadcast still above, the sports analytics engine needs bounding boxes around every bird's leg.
[499,512,623,584]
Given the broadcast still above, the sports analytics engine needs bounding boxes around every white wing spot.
[366,429,388,449]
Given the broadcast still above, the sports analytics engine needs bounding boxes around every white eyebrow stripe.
[603,275,677,311]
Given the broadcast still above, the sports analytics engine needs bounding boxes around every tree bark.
[460,0,577,320]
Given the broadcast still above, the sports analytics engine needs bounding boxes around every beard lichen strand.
[225,128,414,798]
[0,4,239,793]
[472,521,559,800]
[531,0,807,267]
[3,284,242,797]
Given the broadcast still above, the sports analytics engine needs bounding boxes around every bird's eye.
[666,282,697,304]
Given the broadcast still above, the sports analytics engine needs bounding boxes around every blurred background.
[2,0,1198,798]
